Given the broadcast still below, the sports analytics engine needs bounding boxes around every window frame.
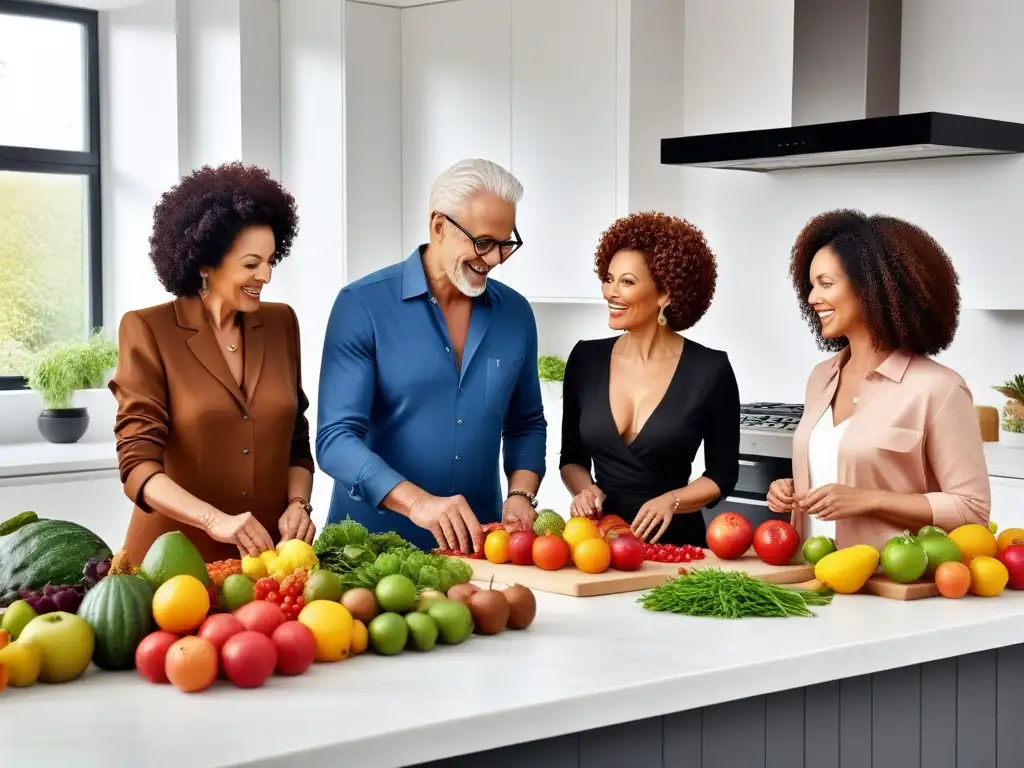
[0,0,102,391]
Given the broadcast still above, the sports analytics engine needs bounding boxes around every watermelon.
[77,575,155,670]
[0,519,112,595]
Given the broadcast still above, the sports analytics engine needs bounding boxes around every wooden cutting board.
[791,574,940,600]
[467,550,814,597]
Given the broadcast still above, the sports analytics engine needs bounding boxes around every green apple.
[1,600,38,640]
[18,612,95,683]
[0,640,43,687]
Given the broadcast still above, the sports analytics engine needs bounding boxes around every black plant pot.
[37,408,90,444]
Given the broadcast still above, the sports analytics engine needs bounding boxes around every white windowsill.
[0,441,118,480]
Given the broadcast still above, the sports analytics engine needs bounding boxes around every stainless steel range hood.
[660,0,1024,172]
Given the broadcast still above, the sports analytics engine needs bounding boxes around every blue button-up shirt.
[316,247,548,551]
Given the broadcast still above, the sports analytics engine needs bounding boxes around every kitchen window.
[0,0,102,390]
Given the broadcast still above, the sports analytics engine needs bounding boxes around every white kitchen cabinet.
[499,0,620,302]
[991,475,1024,531]
[0,471,131,554]
[400,0,512,256]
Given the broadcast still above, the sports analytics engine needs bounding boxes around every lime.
[303,569,343,603]
[405,611,438,651]
[917,525,947,539]
[368,612,408,655]
[801,536,837,565]
[220,574,255,611]
[375,574,418,613]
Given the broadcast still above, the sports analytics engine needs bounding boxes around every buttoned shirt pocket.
[874,425,924,454]
[485,356,524,411]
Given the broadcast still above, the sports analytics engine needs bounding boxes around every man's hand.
[502,494,537,533]
[408,493,484,553]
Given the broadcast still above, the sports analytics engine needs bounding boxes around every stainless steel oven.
[701,403,802,529]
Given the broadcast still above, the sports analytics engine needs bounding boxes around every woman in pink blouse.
[766,209,990,551]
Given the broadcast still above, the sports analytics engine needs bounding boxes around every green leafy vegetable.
[537,355,566,382]
[638,568,834,618]
[339,548,473,592]
[312,517,413,575]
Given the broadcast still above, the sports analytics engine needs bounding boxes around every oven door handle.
[738,459,759,467]
[724,495,769,507]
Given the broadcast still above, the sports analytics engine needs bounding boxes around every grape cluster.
[18,584,85,614]
[82,556,113,590]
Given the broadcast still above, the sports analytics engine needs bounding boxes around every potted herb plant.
[26,332,119,444]
[993,375,1024,449]
[538,354,566,403]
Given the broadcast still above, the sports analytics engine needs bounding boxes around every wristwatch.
[507,489,538,509]
[288,496,313,515]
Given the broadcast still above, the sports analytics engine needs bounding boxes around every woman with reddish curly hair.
[559,212,740,546]
[767,209,990,551]
[108,162,316,565]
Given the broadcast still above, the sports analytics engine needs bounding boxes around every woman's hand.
[279,501,316,544]
[570,485,605,518]
[798,484,876,521]
[631,493,678,543]
[767,478,796,514]
[204,511,275,557]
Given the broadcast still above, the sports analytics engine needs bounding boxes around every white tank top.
[806,407,850,540]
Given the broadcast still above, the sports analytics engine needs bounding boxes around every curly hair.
[594,211,718,332]
[788,209,960,356]
[149,162,299,297]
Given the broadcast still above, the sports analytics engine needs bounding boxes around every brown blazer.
[108,296,315,565]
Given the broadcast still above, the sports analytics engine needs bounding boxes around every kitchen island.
[4,587,1024,768]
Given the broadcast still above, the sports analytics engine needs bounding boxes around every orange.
[532,535,571,570]
[934,561,971,599]
[298,600,353,662]
[562,517,600,551]
[152,575,211,633]
[573,537,611,574]
[484,530,511,564]
[968,556,1009,597]
[164,636,218,693]
[996,527,1024,554]
[947,524,997,563]
[349,619,368,655]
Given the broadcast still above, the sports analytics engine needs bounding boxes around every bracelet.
[670,492,680,513]
[288,497,312,514]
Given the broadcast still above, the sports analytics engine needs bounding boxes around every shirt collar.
[401,245,492,305]
[827,347,913,383]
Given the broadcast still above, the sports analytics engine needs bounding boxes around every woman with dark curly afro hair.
[558,212,740,547]
[108,162,317,565]
[767,209,990,552]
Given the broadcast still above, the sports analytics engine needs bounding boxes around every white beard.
[450,261,487,298]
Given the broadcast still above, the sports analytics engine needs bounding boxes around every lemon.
[968,556,1008,597]
[813,544,880,594]
[562,517,600,550]
[298,600,354,662]
[948,524,997,562]
[241,555,267,581]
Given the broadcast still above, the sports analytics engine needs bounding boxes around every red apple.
[609,535,645,571]
[271,621,317,676]
[1000,544,1024,590]
[135,630,179,684]
[196,613,245,653]
[233,600,286,636]
[221,631,278,688]
[508,531,537,565]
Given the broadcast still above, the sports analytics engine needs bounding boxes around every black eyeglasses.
[439,213,523,263]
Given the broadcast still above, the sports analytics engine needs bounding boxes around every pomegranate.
[998,543,1024,590]
[705,512,754,560]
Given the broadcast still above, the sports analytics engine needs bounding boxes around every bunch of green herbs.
[638,568,834,619]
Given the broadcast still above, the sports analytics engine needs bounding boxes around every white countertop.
[0,441,118,480]
[985,442,1024,480]
[5,586,1024,767]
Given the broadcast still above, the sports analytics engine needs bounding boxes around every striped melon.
[0,519,112,595]
[77,574,154,670]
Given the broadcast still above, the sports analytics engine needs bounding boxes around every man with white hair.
[316,158,547,554]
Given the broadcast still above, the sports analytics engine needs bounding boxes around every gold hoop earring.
[199,273,209,297]
[657,305,668,326]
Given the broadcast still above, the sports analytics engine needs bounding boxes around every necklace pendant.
[226,344,238,353]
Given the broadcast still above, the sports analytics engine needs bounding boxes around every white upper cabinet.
[400,0,513,256]
[399,0,620,301]
[500,0,619,302]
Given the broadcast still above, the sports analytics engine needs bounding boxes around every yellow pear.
[813,544,880,594]
[0,640,43,687]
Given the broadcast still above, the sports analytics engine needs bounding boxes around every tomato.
[752,520,801,565]
[532,534,571,570]
[706,512,755,560]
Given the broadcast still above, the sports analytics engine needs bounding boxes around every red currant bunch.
[277,568,309,621]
